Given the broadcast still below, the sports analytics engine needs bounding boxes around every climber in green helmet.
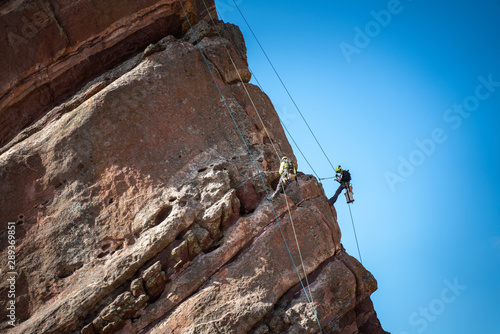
[328,165,351,205]
[271,156,297,199]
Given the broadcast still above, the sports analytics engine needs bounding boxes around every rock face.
[0,1,389,333]
[0,0,215,148]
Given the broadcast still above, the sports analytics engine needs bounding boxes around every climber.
[328,165,351,205]
[271,156,297,199]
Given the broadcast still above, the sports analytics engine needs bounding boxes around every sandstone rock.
[146,180,339,333]
[198,189,240,238]
[127,189,293,333]
[268,313,288,333]
[253,324,270,334]
[253,250,389,334]
[218,21,249,62]
[183,18,248,62]
[130,278,146,298]
[0,0,216,148]
[0,6,387,334]
[220,189,241,229]
[191,223,213,251]
[184,229,202,259]
[199,36,252,83]
[198,205,223,239]
[172,241,189,271]
[237,180,261,213]
[182,17,217,44]
[354,298,389,334]
[141,261,169,300]
[143,43,165,57]
[81,323,97,334]
[92,291,148,333]
[0,19,296,331]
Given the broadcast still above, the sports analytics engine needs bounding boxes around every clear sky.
[214,0,500,333]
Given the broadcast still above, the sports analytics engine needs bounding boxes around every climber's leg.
[271,177,285,199]
[328,184,344,205]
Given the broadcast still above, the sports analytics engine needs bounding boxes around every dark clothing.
[327,170,351,205]
[340,170,351,183]
[329,182,349,205]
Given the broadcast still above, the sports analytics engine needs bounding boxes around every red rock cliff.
[0,1,389,333]
[0,0,214,148]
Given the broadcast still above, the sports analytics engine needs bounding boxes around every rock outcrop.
[0,0,215,148]
[0,1,389,333]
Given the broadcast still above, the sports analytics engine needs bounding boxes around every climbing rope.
[247,68,322,181]
[347,203,362,264]
[177,1,323,332]
[228,0,365,266]
[230,0,337,175]
[200,0,317,308]
[280,178,316,306]
[213,7,321,181]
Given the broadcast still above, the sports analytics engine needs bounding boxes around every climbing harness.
[178,1,323,331]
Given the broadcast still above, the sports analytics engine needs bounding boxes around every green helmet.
[335,165,343,173]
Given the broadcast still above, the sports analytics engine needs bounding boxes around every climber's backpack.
[342,170,351,183]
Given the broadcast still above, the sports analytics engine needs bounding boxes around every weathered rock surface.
[0,2,388,334]
[0,0,215,148]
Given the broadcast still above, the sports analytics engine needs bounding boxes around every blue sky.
[214,0,500,333]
